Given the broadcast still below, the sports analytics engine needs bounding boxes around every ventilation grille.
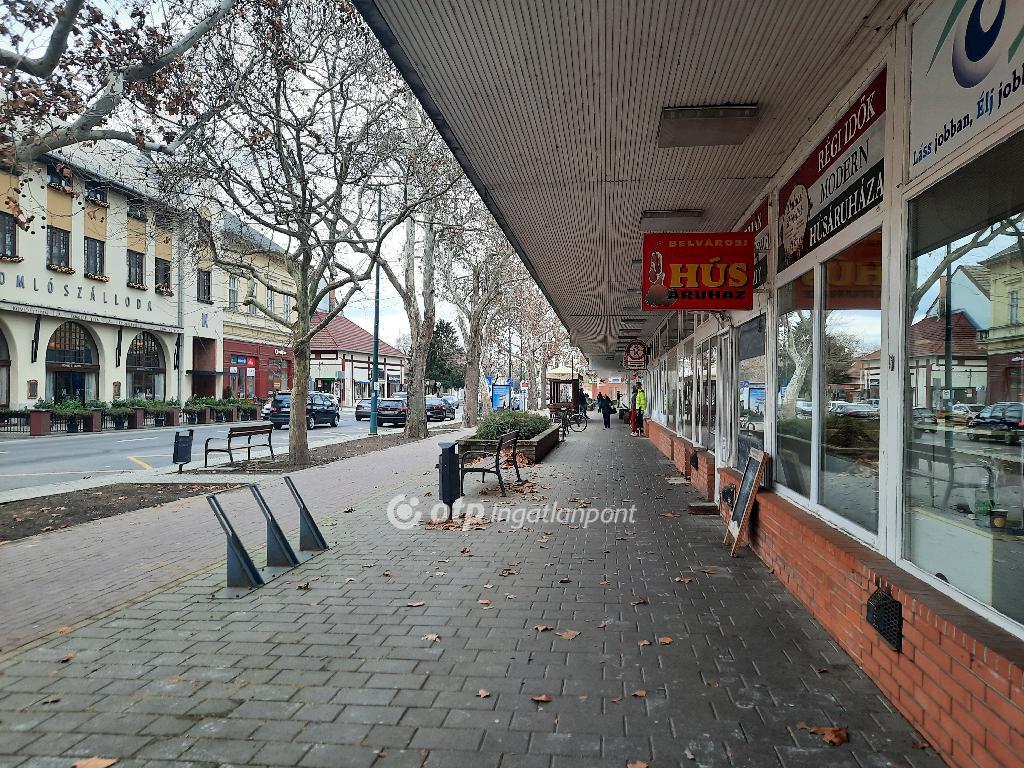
[866,588,903,652]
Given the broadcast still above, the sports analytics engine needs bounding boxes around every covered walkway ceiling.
[355,0,907,371]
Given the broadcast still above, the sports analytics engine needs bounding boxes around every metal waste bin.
[437,441,462,517]
[173,429,195,473]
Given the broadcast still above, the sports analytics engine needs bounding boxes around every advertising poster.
[777,69,886,272]
[641,232,755,311]
[737,198,770,288]
[911,0,1024,178]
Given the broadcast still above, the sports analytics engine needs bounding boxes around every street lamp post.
[369,189,383,436]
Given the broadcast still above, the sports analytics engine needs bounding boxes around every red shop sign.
[641,232,754,311]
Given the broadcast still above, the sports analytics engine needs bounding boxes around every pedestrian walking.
[634,384,646,436]
[598,392,613,428]
[629,385,637,434]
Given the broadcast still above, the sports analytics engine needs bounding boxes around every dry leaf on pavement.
[382,570,392,577]
[478,598,493,607]
[673,575,694,583]
[406,601,425,608]
[702,567,717,574]
[555,630,580,640]
[534,624,554,632]
[421,633,441,643]
[72,760,119,768]
[631,689,646,697]
[530,694,553,703]
[558,576,572,583]
[297,582,310,591]
[796,721,850,746]
[477,689,491,698]
[55,626,73,634]
[627,761,648,768]
[631,597,650,606]
[59,653,76,664]
[657,636,673,645]
[638,640,652,647]
[599,578,610,586]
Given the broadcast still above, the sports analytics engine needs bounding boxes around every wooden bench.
[460,430,521,497]
[205,423,275,467]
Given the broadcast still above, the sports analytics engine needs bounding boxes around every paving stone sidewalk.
[0,421,946,767]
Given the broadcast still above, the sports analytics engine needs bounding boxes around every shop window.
[905,130,1024,626]
[776,273,814,496]
[126,332,165,400]
[45,322,98,403]
[680,338,693,439]
[198,269,213,304]
[695,337,717,448]
[127,250,145,287]
[84,237,105,276]
[819,233,882,532]
[0,212,16,260]
[228,275,239,309]
[269,357,289,391]
[46,227,70,268]
[735,316,766,469]
[666,347,677,433]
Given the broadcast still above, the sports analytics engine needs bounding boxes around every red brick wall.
[646,420,715,501]
[719,467,1024,768]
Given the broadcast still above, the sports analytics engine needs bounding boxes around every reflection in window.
[736,317,766,469]
[776,274,814,496]
[820,232,882,532]
[680,339,693,439]
[696,338,717,448]
[905,130,1024,626]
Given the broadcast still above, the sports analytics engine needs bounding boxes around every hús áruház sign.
[641,232,755,311]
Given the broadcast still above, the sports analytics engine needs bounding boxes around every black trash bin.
[437,441,462,518]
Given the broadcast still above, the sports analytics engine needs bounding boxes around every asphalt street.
[0,409,455,494]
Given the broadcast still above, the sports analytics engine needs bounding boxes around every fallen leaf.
[599,578,610,586]
[702,567,717,575]
[684,748,696,760]
[638,640,652,647]
[796,722,850,746]
[296,582,310,591]
[555,630,580,640]
[460,547,471,554]
[627,761,648,768]
[421,633,441,643]
[342,507,354,513]
[911,738,929,750]
[558,576,572,584]
[505,593,517,600]
[483,583,494,589]
[673,575,694,583]
[40,695,60,704]
[598,621,609,629]
[406,602,425,607]
[611,696,622,703]
[73,760,119,768]
[382,570,392,578]
[55,626,73,634]
[59,653,76,664]
[530,694,552,703]
[657,636,673,645]
[478,598,493,607]
[631,689,646,697]
[476,689,491,698]
[534,624,554,632]
[433,571,446,577]
[631,597,649,606]
[815,667,829,674]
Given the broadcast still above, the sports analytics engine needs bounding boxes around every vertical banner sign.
[910,0,1024,178]
[641,232,755,311]
[777,69,886,272]
[737,198,769,288]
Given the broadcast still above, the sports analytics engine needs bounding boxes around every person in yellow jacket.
[634,384,647,436]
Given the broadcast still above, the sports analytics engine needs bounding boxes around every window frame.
[46,226,71,268]
[126,198,147,222]
[84,179,108,206]
[0,211,17,260]
[127,249,146,288]
[84,237,105,276]
[197,269,213,304]
[227,275,239,309]
[155,257,172,290]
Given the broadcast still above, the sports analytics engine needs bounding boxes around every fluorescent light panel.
[657,104,759,148]
[640,209,703,233]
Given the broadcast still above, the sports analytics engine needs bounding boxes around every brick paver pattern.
[0,420,946,767]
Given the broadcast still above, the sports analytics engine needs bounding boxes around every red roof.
[310,311,405,357]
[909,311,982,357]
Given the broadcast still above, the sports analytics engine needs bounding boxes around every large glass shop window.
[681,339,693,439]
[776,275,814,496]
[820,232,882,532]
[697,338,717,448]
[905,130,1024,625]
[735,317,767,469]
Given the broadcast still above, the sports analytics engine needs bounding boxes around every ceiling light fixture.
[657,104,759,148]
[640,209,703,232]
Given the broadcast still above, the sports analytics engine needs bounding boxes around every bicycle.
[568,410,589,432]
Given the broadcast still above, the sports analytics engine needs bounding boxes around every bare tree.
[1,0,241,168]
[165,0,450,464]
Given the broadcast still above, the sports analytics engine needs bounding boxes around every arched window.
[45,322,99,403]
[0,328,9,408]
[126,332,165,400]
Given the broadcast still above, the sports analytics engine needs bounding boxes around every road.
[0,409,457,494]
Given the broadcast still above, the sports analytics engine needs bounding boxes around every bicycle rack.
[208,494,264,589]
[285,476,330,552]
[250,485,300,568]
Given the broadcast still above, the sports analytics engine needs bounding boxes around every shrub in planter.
[144,400,172,426]
[54,400,88,433]
[474,411,552,440]
[105,406,133,429]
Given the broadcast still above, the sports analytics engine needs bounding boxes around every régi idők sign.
[641,232,755,311]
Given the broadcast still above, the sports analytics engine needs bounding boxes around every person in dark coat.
[598,393,613,428]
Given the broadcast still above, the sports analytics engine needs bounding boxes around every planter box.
[29,409,51,436]
[129,407,145,430]
[82,410,102,433]
[189,406,212,424]
[458,425,561,465]
[167,407,181,427]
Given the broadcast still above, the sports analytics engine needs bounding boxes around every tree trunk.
[462,325,482,427]
[524,347,538,413]
[289,339,311,465]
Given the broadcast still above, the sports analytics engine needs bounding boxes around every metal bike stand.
[208,494,264,589]
[249,485,301,568]
[284,476,330,552]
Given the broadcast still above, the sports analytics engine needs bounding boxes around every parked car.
[911,406,938,433]
[967,402,1024,443]
[267,391,340,430]
[261,399,273,419]
[393,391,409,401]
[835,403,878,418]
[796,400,813,418]
[951,403,984,425]
[827,400,849,413]
[377,398,408,426]
[426,396,456,421]
[354,398,372,421]
[442,395,460,412]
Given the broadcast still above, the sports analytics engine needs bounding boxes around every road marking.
[0,470,133,477]
[127,456,152,469]
[116,437,158,443]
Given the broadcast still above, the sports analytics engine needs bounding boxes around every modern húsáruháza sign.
[777,68,886,272]
[723,448,768,557]
[641,232,755,311]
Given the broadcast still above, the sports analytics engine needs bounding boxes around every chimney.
[328,289,338,312]
[937,276,947,315]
